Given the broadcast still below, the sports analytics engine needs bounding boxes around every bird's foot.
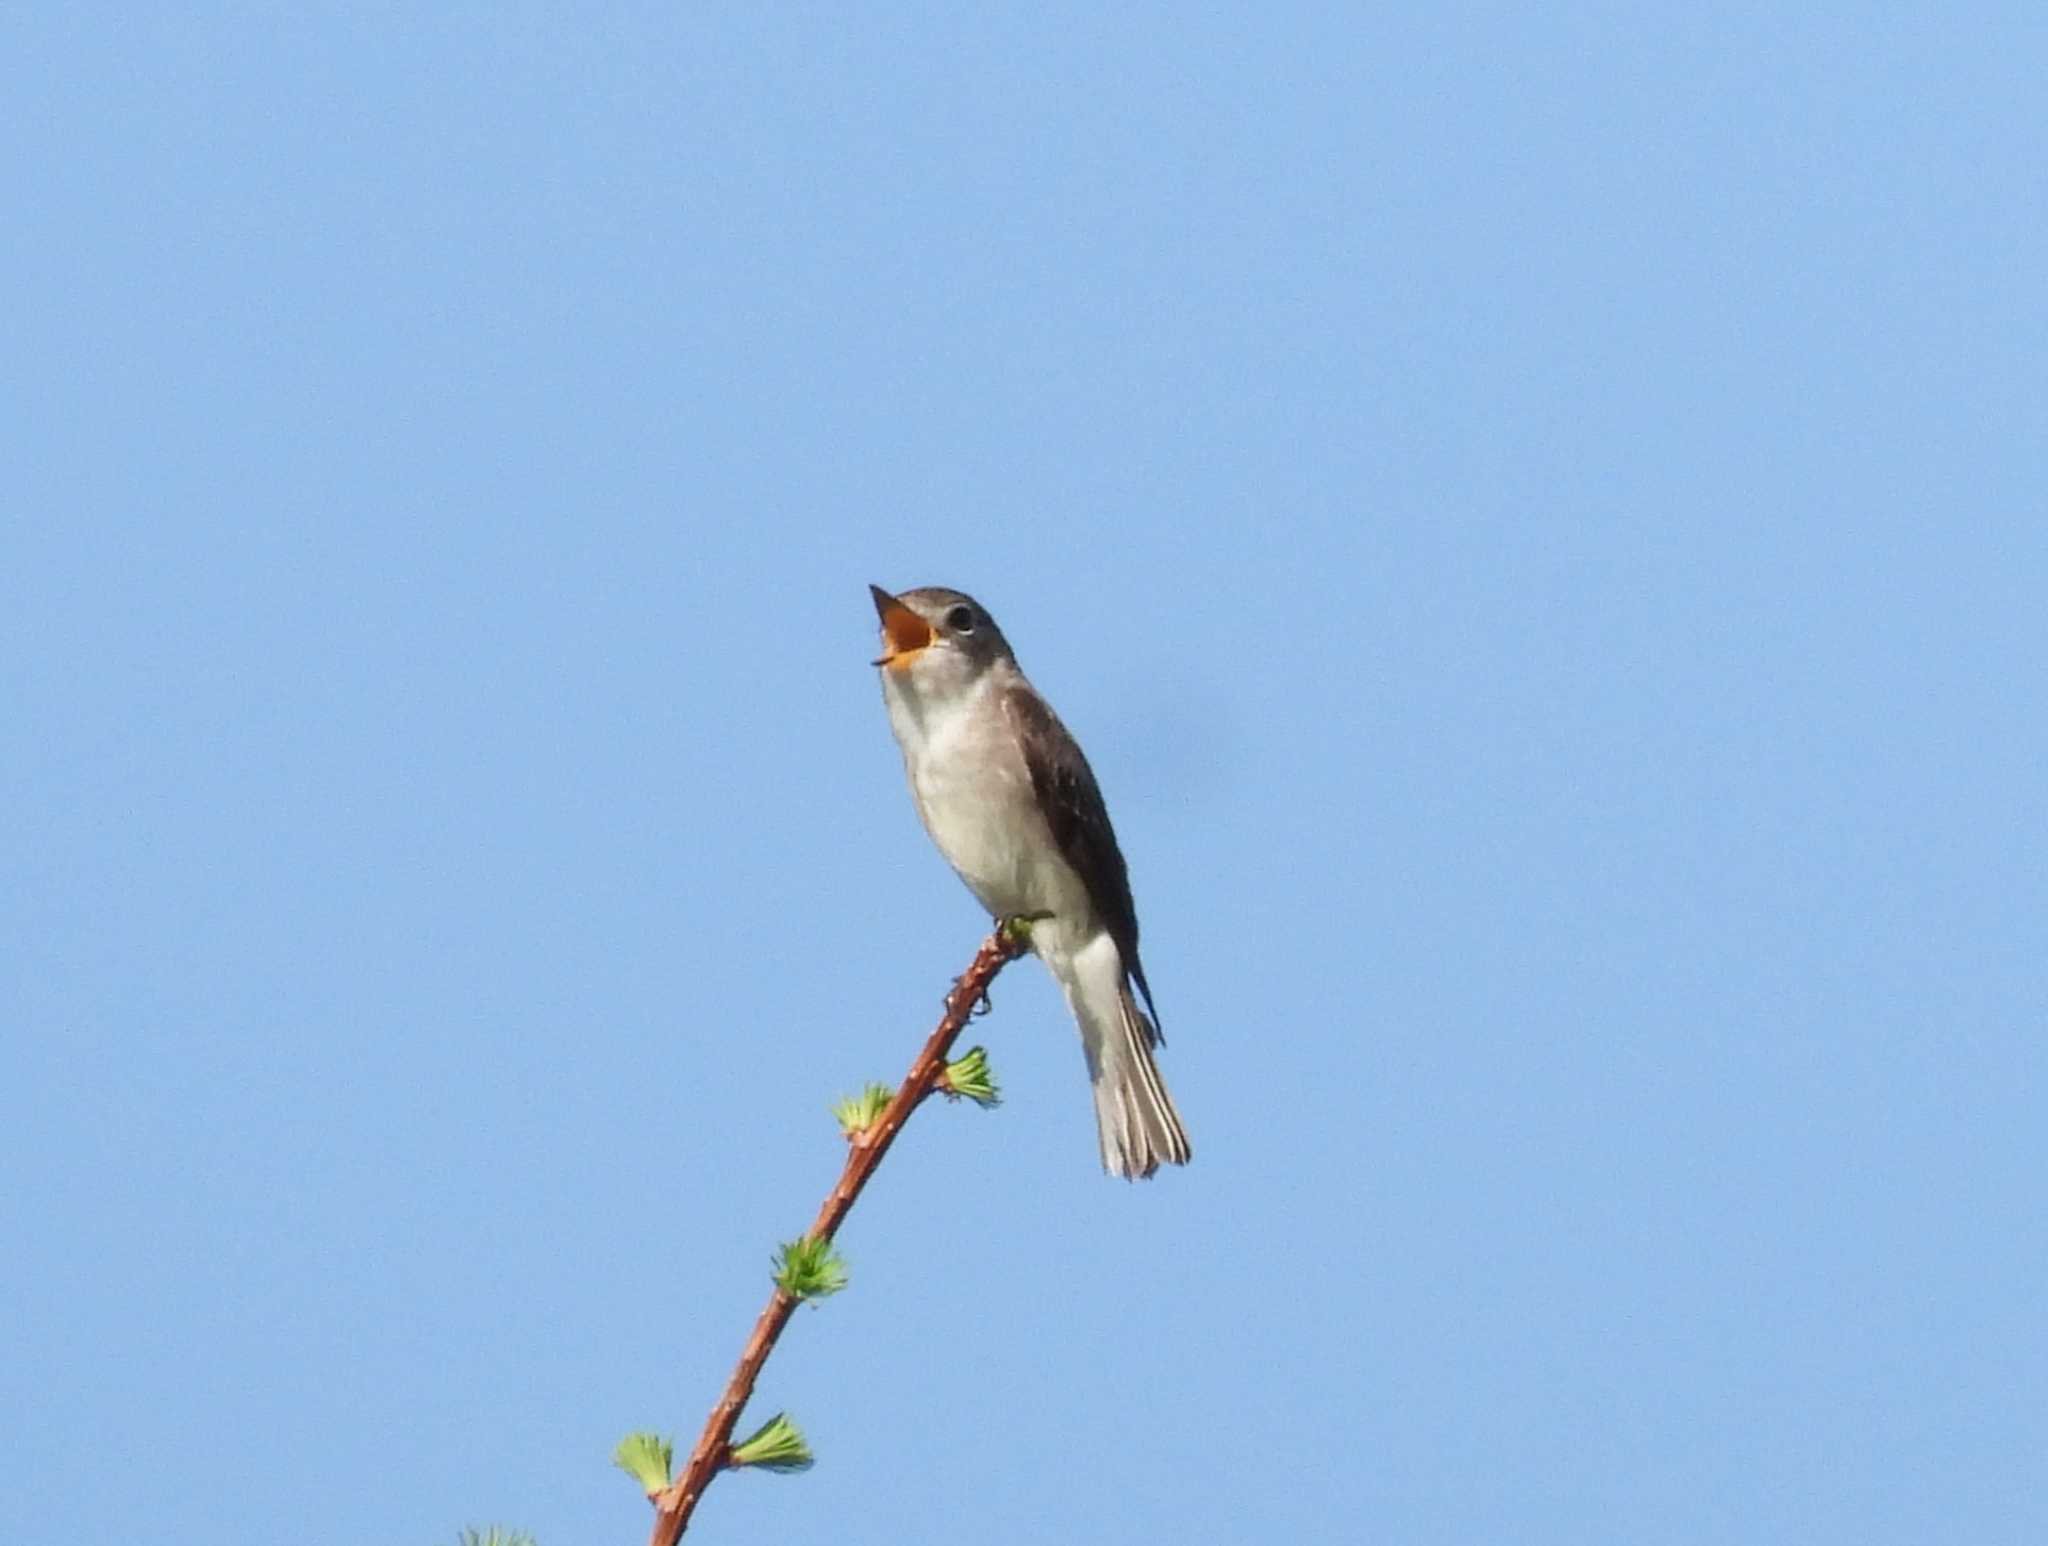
[945,975,999,1019]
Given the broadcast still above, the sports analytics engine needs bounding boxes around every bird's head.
[869,585,1014,691]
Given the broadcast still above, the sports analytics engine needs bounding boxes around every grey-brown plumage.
[870,584,1191,1177]
[998,683,1161,1033]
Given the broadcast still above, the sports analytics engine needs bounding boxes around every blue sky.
[5,6,2042,1544]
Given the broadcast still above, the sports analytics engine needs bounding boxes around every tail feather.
[1052,929,1192,1180]
[1087,979,1193,1181]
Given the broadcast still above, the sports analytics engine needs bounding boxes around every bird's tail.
[1067,936,1192,1180]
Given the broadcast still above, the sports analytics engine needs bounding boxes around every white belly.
[883,671,1096,933]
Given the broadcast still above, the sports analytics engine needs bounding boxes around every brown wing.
[1002,682,1162,1036]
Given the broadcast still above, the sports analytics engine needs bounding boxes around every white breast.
[881,666,1093,930]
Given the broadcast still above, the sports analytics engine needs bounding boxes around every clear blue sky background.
[5,7,2042,1544]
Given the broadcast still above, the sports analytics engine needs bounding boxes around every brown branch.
[644,926,1029,1546]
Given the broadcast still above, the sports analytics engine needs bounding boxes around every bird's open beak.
[869,584,933,669]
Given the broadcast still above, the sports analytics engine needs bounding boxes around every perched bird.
[869,584,1192,1180]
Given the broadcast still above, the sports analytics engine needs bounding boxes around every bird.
[868,583,1192,1180]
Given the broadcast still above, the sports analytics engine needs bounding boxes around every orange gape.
[873,592,934,669]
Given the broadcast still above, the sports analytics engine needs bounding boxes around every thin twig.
[645,927,1028,1545]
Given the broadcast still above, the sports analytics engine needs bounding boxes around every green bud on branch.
[998,911,1051,946]
[938,1045,1001,1107]
[831,1081,896,1138]
[729,1411,815,1473]
[772,1234,849,1300]
[612,1431,674,1494]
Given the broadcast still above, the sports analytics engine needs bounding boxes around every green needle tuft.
[998,912,1049,945]
[772,1234,849,1300]
[612,1431,674,1494]
[729,1411,815,1473]
[831,1081,896,1138]
[940,1045,1001,1107]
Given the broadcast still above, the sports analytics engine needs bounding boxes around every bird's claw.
[944,976,998,1019]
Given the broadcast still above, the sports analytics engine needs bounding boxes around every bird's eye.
[945,604,977,632]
